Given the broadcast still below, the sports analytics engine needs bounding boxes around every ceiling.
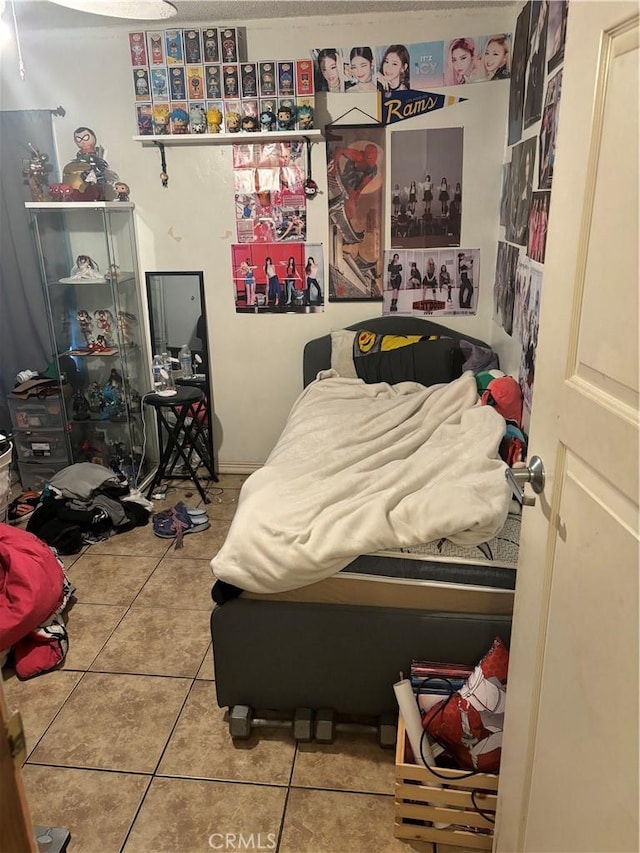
[9,0,512,29]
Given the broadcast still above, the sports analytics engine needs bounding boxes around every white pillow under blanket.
[330,329,357,378]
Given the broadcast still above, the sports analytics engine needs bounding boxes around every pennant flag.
[378,90,467,126]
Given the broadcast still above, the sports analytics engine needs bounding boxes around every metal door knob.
[506,456,546,507]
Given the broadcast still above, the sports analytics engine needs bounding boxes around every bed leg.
[229,705,253,739]
[293,707,314,742]
[314,708,336,744]
[378,713,398,749]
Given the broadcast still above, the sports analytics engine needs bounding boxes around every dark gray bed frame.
[211,317,512,744]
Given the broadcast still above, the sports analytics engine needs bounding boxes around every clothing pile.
[27,462,152,555]
[0,524,75,679]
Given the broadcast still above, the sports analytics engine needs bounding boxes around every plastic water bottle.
[152,354,164,392]
[179,344,192,378]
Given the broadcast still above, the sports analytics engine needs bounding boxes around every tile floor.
[3,474,462,853]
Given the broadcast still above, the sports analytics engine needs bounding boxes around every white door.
[495,2,639,852]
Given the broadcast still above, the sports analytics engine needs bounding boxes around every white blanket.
[211,371,510,593]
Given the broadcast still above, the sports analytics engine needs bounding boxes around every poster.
[499,162,511,227]
[526,190,550,263]
[230,243,324,313]
[493,241,519,336]
[505,136,536,246]
[546,0,569,73]
[390,127,463,249]
[382,248,479,316]
[523,0,549,130]
[517,265,542,429]
[508,3,531,146]
[538,69,562,189]
[233,141,306,243]
[326,125,385,301]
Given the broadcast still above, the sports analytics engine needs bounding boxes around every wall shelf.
[132,129,323,146]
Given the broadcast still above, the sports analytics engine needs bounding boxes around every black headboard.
[303,317,492,387]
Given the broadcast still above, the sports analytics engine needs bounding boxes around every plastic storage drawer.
[8,395,65,430]
[13,428,69,464]
[17,461,66,492]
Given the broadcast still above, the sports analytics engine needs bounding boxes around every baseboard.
[217,462,262,475]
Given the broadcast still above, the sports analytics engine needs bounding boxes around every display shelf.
[55,274,134,285]
[133,129,323,146]
[25,201,135,210]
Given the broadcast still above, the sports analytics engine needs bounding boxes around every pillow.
[460,340,500,374]
[330,329,357,378]
[422,636,509,773]
[354,336,463,386]
[481,376,523,426]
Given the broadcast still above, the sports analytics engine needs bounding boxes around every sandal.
[152,502,210,549]
[8,491,41,523]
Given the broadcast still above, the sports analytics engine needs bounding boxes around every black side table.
[175,375,216,478]
[144,386,216,504]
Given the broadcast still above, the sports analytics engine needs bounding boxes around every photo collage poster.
[493,241,519,336]
[382,248,479,317]
[311,33,512,95]
[231,243,324,313]
[128,27,315,135]
[390,127,463,250]
[232,141,307,243]
[326,125,385,301]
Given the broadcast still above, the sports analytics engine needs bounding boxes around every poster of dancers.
[382,247,479,316]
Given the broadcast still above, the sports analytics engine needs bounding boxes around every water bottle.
[152,354,164,392]
[179,344,192,378]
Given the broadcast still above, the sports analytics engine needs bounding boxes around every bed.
[210,317,516,743]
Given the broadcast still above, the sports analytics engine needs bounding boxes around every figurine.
[49,183,74,202]
[189,105,207,134]
[241,115,259,133]
[206,106,222,134]
[94,309,115,346]
[169,107,189,134]
[259,110,277,132]
[72,390,90,420]
[77,308,93,345]
[277,105,296,131]
[297,104,314,130]
[103,369,126,421]
[117,311,138,346]
[62,126,108,201]
[226,111,241,133]
[87,381,106,416]
[114,181,130,201]
[105,264,120,282]
[22,143,53,202]
[70,255,102,281]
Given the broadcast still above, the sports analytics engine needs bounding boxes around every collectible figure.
[297,103,314,130]
[203,28,219,63]
[225,110,242,133]
[148,32,164,65]
[170,67,186,100]
[241,115,259,132]
[103,369,126,421]
[22,143,53,202]
[129,32,147,66]
[259,110,277,132]
[105,264,120,282]
[221,28,238,62]
[133,68,150,100]
[184,29,202,64]
[241,63,257,98]
[205,65,222,98]
[94,309,115,346]
[63,126,112,201]
[277,104,296,131]
[136,104,153,135]
[152,104,170,135]
[165,29,183,64]
[206,105,223,133]
[117,311,138,346]
[114,181,130,201]
[76,308,93,345]
[189,104,207,133]
[88,381,106,416]
[49,183,74,202]
[70,255,102,281]
[170,107,190,134]
[151,68,168,99]
[296,60,314,95]
[259,62,276,97]
[223,65,239,98]
[72,390,90,421]
[187,66,204,99]
[278,62,295,96]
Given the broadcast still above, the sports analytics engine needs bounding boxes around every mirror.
[145,270,215,471]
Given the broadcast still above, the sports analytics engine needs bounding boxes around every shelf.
[133,129,323,146]
[25,201,135,210]
[54,275,135,286]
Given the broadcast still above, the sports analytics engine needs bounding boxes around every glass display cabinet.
[26,202,155,485]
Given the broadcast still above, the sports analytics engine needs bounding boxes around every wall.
[0,4,515,469]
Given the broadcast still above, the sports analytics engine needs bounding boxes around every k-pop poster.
[516,264,542,429]
[493,241,519,336]
[390,127,463,249]
[546,0,568,73]
[508,3,531,146]
[505,135,536,246]
[382,248,479,316]
[527,190,550,263]
[233,141,306,243]
[326,125,385,301]
[523,0,549,130]
[538,69,562,189]
[231,242,324,313]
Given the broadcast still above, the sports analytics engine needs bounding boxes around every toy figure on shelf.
[22,143,53,202]
[226,111,241,133]
[94,309,115,346]
[103,369,126,421]
[260,110,277,132]
[49,183,74,202]
[241,115,259,133]
[206,106,222,133]
[72,390,90,420]
[189,105,207,134]
[169,107,189,134]
[63,126,114,201]
[117,311,138,346]
[297,104,314,130]
[76,308,93,345]
[68,255,103,282]
[105,264,120,282]
[277,105,296,131]
[88,382,106,417]
[114,181,130,201]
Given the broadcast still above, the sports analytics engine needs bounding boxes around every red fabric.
[14,630,65,679]
[0,524,64,651]
[422,637,509,773]
[481,377,523,427]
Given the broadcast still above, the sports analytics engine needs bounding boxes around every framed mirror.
[145,270,215,473]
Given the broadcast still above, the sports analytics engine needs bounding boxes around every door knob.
[506,455,546,506]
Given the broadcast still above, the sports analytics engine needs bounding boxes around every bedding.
[211,370,511,594]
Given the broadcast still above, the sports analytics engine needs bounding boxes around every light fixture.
[47,0,178,20]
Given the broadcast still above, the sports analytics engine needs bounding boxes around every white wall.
[1,4,515,468]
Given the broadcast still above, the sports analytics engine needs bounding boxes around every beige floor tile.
[68,553,161,606]
[2,669,83,757]
[63,603,127,670]
[133,557,214,611]
[123,776,285,853]
[280,788,410,853]
[149,487,203,514]
[292,731,396,794]
[29,672,191,772]
[164,518,230,559]
[211,473,249,490]
[90,607,211,677]
[195,643,214,680]
[205,490,240,523]
[158,681,295,785]
[87,523,171,557]
[22,765,150,853]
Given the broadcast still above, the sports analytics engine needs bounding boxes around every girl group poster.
[231,243,324,313]
[382,248,479,317]
[233,141,307,243]
[312,34,512,94]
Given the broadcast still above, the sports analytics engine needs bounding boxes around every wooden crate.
[394,718,499,850]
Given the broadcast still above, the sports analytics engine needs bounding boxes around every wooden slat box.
[394,718,499,850]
